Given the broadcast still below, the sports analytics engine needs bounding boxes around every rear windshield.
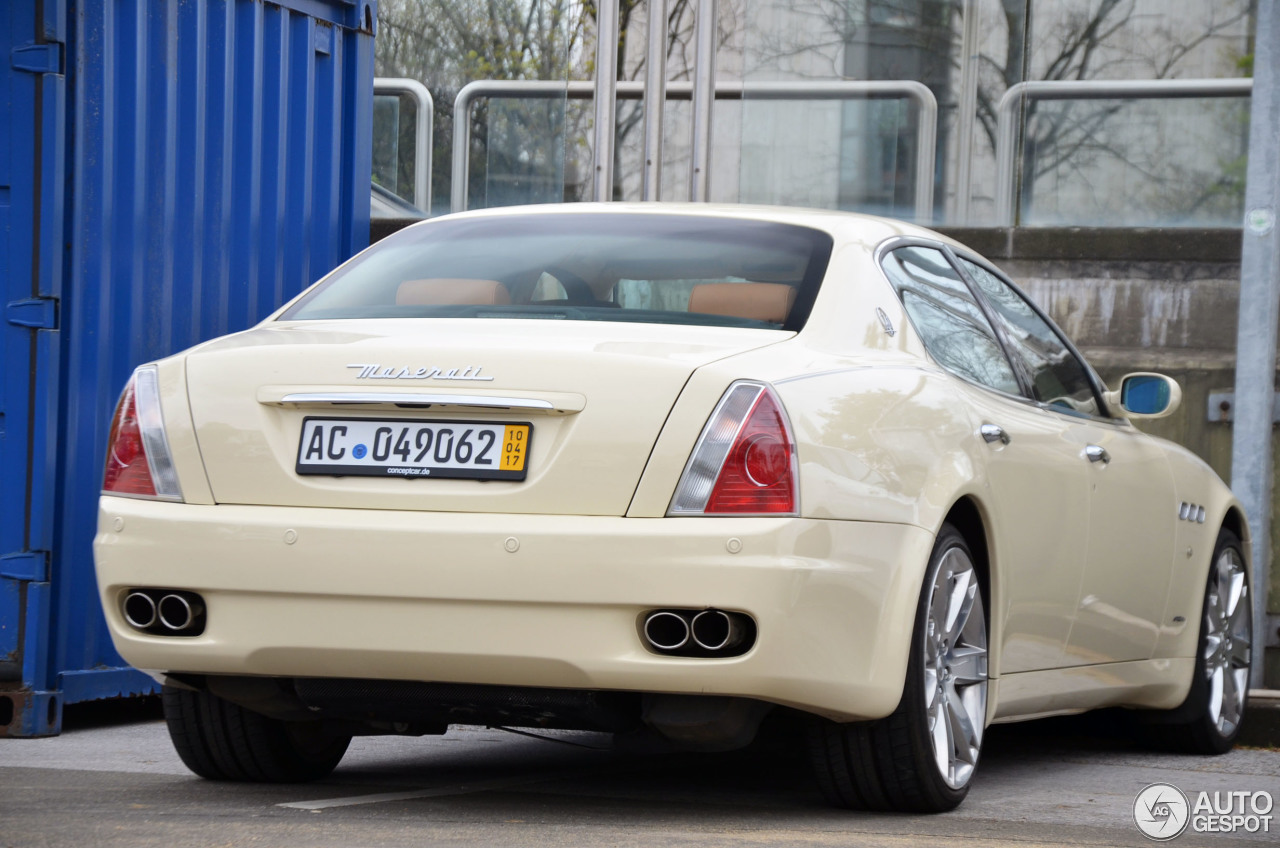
[280,213,833,330]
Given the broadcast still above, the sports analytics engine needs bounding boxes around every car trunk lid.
[184,319,789,515]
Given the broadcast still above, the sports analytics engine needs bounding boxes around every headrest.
[688,282,797,323]
[396,278,511,306]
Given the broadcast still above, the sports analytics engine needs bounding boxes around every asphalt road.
[1,702,1278,848]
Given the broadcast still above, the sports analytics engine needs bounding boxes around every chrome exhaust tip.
[643,611,691,651]
[691,609,744,651]
[158,594,198,631]
[123,592,158,629]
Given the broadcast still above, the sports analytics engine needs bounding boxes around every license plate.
[296,417,532,480]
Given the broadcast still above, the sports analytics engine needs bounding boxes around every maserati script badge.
[347,364,495,382]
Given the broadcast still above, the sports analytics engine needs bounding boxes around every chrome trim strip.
[774,365,879,385]
[277,393,556,410]
[874,234,1127,426]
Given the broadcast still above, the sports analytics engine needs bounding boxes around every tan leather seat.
[688,282,796,323]
[396,278,511,306]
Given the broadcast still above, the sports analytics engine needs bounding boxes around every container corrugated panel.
[0,0,374,737]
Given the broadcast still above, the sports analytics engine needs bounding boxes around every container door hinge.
[0,551,49,582]
[10,42,63,75]
[6,297,58,330]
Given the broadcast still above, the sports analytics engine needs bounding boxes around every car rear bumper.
[94,496,934,721]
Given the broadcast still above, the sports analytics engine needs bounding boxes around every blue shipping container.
[0,0,375,736]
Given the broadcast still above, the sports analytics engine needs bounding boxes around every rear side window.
[881,246,1021,396]
[281,214,833,331]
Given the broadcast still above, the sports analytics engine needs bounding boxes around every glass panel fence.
[1009,91,1251,227]
[373,0,1255,227]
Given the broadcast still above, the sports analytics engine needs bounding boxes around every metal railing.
[373,78,434,214]
[642,0,669,201]
[451,79,938,218]
[994,78,1253,225]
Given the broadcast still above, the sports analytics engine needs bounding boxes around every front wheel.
[163,684,351,782]
[808,523,988,812]
[1143,529,1251,754]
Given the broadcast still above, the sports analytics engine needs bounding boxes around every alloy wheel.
[923,545,988,789]
[1202,545,1251,737]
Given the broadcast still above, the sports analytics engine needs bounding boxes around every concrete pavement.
[1,702,1277,848]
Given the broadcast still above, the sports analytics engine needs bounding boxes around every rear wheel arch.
[942,496,993,627]
[940,495,1003,694]
[807,519,990,811]
[947,499,993,591]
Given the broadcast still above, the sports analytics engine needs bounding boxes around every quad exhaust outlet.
[158,593,200,631]
[121,588,206,637]
[123,592,157,629]
[643,611,691,650]
[690,609,744,651]
[641,608,755,657]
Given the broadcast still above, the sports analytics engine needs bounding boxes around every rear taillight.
[668,381,798,516]
[103,365,182,500]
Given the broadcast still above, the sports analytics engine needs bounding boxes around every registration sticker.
[296,417,531,480]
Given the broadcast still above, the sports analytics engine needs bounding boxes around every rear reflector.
[667,381,797,516]
[102,365,183,500]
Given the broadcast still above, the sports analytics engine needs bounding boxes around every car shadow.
[58,695,164,731]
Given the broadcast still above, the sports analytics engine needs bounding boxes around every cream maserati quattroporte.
[94,204,1252,812]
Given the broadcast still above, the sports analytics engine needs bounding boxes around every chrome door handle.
[1085,444,1110,464]
[980,424,1010,445]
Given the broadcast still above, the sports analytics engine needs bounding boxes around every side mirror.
[1104,373,1182,419]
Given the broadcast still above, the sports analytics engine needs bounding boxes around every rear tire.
[808,523,988,812]
[163,684,351,782]
[1142,528,1251,754]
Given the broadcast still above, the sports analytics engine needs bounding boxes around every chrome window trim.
[872,236,1035,409]
[873,235,1127,427]
[944,247,1125,425]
